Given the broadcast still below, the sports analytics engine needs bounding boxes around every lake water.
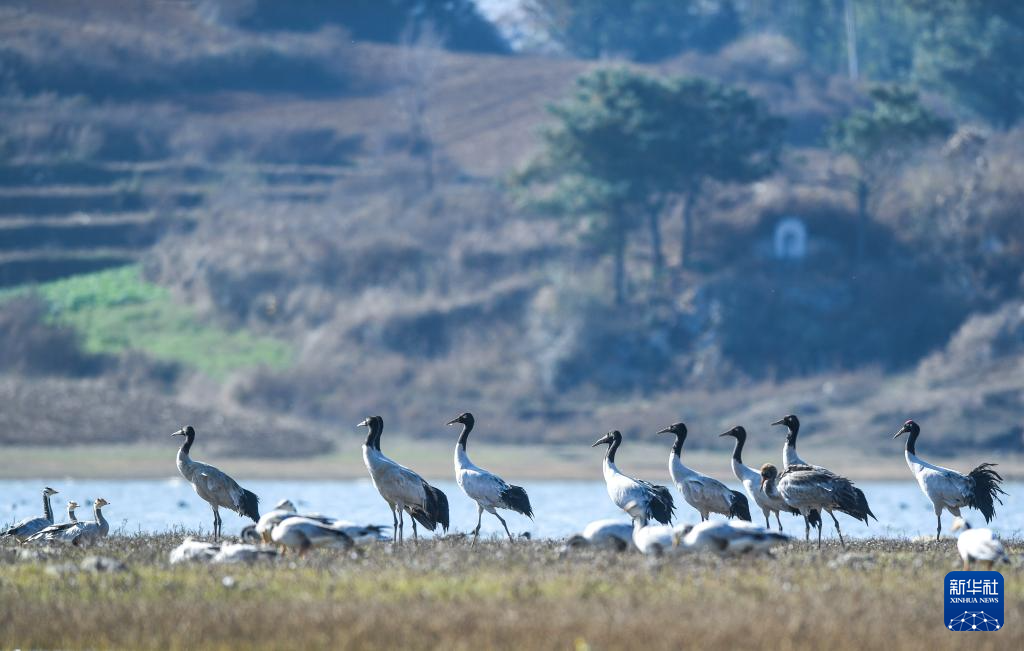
[2,479,1021,541]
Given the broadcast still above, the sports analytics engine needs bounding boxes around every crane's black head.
[357,416,383,430]
[171,425,195,439]
[43,486,59,496]
[446,412,474,427]
[657,422,687,437]
[592,430,621,448]
[719,425,746,440]
[892,419,920,439]
[771,414,799,432]
[357,416,384,449]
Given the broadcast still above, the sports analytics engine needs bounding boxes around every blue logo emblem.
[945,571,1003,631]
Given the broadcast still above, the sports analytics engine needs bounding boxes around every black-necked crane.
[760,463,868,548]
[677,519,789,555]
[773,414,876,532]
[951,518,1010,571]
[1,486,59,542]
[26,500,79,544]
[359,415,449,544]
[565,519,635,552]
[893,419,1006,540]
[63,498,110,546]
[448,412,533,542]
[719,426,821,534]
[592,430,674,526]
[172,425,261,540]
[658,422,750,522]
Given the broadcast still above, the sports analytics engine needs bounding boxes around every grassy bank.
[0,535,1020,650]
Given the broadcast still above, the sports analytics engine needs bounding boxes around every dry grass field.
[0,534,1020,650]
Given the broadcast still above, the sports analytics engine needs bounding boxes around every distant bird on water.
[593,430,674,526]
[1,486,59,542]
[172,425,260,540]
[719,426,820,533]
[951,518,1010,571]
[658,422,750,522]
[893,419,1006,541]
[359,415,449,543]
[773,414,875,533]
[449,412,533,542]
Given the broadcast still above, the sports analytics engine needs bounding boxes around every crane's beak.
[356,418,370,428]
[718,430,731,437]
[446,418,460,426]
[892,428,905,439]
[656,426,673,435]
[770,419,785,427]
[591,436,610,447]
[171,428,185,437]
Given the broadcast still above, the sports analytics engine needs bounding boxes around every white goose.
[593,430,674,526]
[951,518,1010,571]
[449,412,533,542]
[359,415,449,543]
[893,420,1006,540]
[658,422,750,522]
[1,486,59,542]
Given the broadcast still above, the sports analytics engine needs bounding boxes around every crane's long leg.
[391,507,398,543]
[210,505,220,541]
[472,505,484,543]
[397,509,404,545]
[804,515,810,541]
[775,511,783,532]
[828,511,845,547]
[763,510,771,529]
[935,511,942,542]
[411,517,419,542]
[494,512,513,542]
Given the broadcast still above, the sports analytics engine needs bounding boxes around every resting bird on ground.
[449,412,533,542]
[170,537,278,564]
[255,499,387,545]
[951,518,1010,571]
[658,422,750,522]
[359,415,449,543]
[593,430,674,526]
[26,500,80,544]
[773,414,876,533]
[1,486,59,542]
[760,464,867,548]
[63,498,110,547]
[631,518,688,556]
[677,519,790,555]
[270,517,354,555]
[172,425,260,540]
[893,419,1007,541]
[564,519,635,552]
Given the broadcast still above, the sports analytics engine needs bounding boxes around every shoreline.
[3,442,1023,481]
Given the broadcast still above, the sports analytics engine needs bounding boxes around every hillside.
[0,1,1021,469]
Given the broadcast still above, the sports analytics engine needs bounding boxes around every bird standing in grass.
[449,412,533,542]
[26,500,80,543]
[893,419,1006,541]
[760,463,869,548]
[593,430,674,526]
[1,486,59,542]
[359,415,449,544]
[172,425,260,540]
[658,422,750,522]
[951,518,1010,570]
[63,498,110,546]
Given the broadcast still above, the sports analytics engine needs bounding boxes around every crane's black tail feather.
[645,483,676,525]
[834,481,873,524]
[414,482,450,533]
[501,485,534,519]
[968,463,1006,523]
[807,508,823,529]
[729,490,752,521]
[238,489,260,522]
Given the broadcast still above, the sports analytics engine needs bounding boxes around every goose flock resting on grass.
[0,415,1013,568]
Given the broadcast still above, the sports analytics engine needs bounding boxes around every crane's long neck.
[457,420,474,451]
[363,421,381,449]
[179,431,195,457]
[671,433,685,458]
[42,492,53,522]
[372,420,384,451]
[904,429,919,456]
[67,504,78,523]
[730,433,746,464]
[762,478,780,500]
[606,435,621,464]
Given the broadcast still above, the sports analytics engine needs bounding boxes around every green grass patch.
[3,265,292,378]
